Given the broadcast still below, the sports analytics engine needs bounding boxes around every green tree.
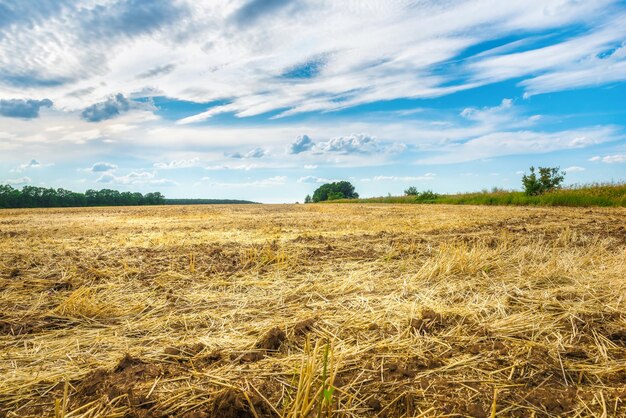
[312,181,358,202]
[304,194,312,203]
[522,166,565,196]
[404,186,418,196]
[144,192,165,205]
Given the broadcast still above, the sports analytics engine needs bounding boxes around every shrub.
[311,181,358,202]
[415,190,439,201]
[404,186,418,196]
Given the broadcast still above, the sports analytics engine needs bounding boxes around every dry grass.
[0,204,625,417]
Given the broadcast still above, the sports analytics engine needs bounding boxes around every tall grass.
[328,182,626,207]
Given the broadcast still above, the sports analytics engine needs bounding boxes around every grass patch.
[327,183,626,207]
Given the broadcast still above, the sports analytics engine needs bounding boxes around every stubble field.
[0,204,625,417]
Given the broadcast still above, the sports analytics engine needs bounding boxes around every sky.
[1,0,625,203]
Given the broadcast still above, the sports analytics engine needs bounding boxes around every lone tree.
[521,166,565,196]
[311,181,358,202]
[304,194,312,203]
[404,186,418,196]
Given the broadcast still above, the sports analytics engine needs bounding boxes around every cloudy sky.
[1,0,625,202]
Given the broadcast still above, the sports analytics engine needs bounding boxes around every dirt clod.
[293,318,316,336]
[211,389,274,418]
[255,327,286,351]
[609,330,626,344]
[115,353,144,372]
[366,398,382,411]
[410,308,446,333]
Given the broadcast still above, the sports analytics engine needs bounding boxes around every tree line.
[306,166,567,202]
[0,185,165,208]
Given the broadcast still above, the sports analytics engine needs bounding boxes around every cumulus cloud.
[81,94,131,122]
[23,159,41,169]
[80,94,151,122]
[89,162,118,172]
[563,166,585,173]
[287,135,314,154]
[315,134,378,154]
[314,134,404,155]
[287,133,404,156]
[0,98,52,119]
[227,148,267,159]
[589,154,626,163]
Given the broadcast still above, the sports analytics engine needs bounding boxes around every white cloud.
[303,164,318,169]
[314,133,404,155]
[227,147,267,159]
[369,173,436,182]
[297,176,333,184]
[11,159,53,172]
[204,163,258,171]
[210,176,287,187]
[589,154,626,163]
[96,171,176,186]
[1,0,621,120]
[419,126,621,164]
[563,166,585,172]
[89,162,118,172]
[3,176,32,185]
[153,158,201,169]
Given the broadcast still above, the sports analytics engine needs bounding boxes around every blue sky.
[1,0,625,203]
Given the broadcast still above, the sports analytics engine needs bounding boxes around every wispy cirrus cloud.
[153,158,201,169]
[297,175,335,184]
[374,173,435,181]
[96,170,176,186]
[2,1,623,117]
[209,176,287,188]
[11,159,54,172]
[2,176,32,186]
[419,126,622,164]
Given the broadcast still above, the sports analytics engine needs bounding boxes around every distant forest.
[0,185,165,208]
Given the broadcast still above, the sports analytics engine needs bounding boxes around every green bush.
[522,166,565,196]
[311,181,358,202]
[404,186,418,196]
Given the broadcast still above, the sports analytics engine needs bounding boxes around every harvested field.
[0,204,625,417]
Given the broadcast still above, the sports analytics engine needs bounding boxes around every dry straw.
[0,204,624,417]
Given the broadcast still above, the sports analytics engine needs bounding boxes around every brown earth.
[0,204,624,417]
